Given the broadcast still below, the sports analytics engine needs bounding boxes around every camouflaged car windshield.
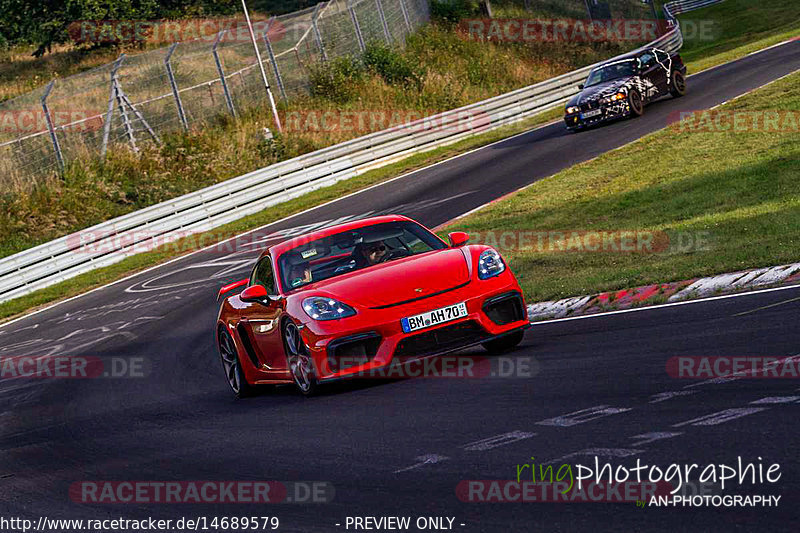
[585,59,639,87]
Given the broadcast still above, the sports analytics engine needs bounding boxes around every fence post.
[212,31,237,117]
[312,3,328,62]
[240,0,282,133]
[165,43,189,131]
[40,81,64,174]
[375,0,392,43]
[101,55,125,160]
[398,0,412,33]
[582,0,594,21]
[264,17,288,102]
[116,78,137,152]
[347,0,366,52]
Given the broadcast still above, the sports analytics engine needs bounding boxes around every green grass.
[678,0,800,72]
[441,71,800,302]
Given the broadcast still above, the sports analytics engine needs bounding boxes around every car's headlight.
[600,92,626,105]
[566,106,580,114]
[302,297,356,320]
[478,249,506,280]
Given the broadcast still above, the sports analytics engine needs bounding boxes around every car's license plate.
[581,109,602,118]
[401,302,468,333]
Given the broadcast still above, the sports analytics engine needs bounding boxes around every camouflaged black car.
[564,48,687,131]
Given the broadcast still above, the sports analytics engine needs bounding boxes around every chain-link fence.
[0,0,430,191]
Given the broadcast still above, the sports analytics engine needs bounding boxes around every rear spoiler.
[217,278,249,302]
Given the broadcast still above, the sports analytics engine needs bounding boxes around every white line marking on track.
[750,396,800,405]
[461,431,536,451]
[544,448,643,466]
[672,407,767,427]
[536,405,632,427]
[649,391,697,403]
[629,432,683,447]
[393,454,449,473]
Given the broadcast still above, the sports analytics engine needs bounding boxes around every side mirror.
[448,231,470,247]
[578,84,584,90]
[240,284,270,304]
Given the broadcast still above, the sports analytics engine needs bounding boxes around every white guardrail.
[0,0,724,304]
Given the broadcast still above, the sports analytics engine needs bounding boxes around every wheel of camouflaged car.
[670,70,687,98]
[628,89,644,117]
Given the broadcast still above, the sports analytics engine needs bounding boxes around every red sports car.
[216,215,529,397]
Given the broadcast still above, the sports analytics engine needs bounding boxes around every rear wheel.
[218,326,256,398]
[670,70,687,98]
[482,330,524,354]
[283,321,318,396]
[628,89,644,117]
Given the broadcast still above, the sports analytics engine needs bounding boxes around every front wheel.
[628,89,644,117]
[218,326,256,398]
[283,321,318,396]
[670,70,687,98]
[482,330,524,354]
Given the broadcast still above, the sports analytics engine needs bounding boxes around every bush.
[308,56,365,103]
[362,42,422,88]
[430,0,480,25]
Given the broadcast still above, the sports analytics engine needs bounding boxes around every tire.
[282,321,318,397]
[218,326,257,398]
[670,70,687,98]
[628,89,644,118]
[482,330,524,354]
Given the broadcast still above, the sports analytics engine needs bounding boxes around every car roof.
[594,48,662,69]
[263,214,415,260]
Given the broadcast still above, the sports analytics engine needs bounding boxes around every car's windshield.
[278,221,447,291]
[585,59,638,87]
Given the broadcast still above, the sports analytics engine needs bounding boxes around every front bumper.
[299,279,529,381]
[564,102,631,130]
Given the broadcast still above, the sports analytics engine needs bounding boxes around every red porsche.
[216,215,529,397]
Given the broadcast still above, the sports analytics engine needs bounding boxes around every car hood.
[569,77,636,107]
[298,248,471,308]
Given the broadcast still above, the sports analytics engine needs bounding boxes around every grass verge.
[440,70,800,302]
[678,0,800,73]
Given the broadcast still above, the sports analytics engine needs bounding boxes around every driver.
[353,240,388,268]
[361,240,388,265]
[288,261,312,288]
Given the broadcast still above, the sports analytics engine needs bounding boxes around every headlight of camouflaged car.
[478,249,506,280]
[303,297,356,320]
[600,92,626,105]
[566,106,580,114]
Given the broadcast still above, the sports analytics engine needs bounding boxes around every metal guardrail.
[0,0,725,304]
